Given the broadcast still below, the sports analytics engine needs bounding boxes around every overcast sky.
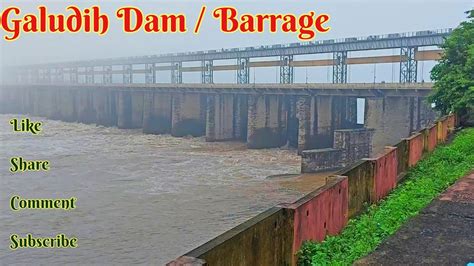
[0,0,472,83]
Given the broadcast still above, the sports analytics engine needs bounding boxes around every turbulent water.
[0,114,328,265]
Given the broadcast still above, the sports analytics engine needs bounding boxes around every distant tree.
[429,9,474,119]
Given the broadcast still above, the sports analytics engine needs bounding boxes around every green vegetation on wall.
[297,128,474,265]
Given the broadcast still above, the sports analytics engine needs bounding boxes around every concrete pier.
[232,95,248,140]
[75,88,95,124]
[142,91,172,134]
[206,94,235,142]
[58,88,77,122]
[93,89,116,126]
[0,83,438,155]
[117,90,133,129]
[247,95,287,149]
[365,96,422,154]
[171,93,206,137]
[131,91,144,129]
[296,96,311,153]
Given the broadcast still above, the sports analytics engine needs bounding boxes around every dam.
[0,28,451,264]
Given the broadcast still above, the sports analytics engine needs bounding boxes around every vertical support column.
[296,96,311,154]
[280,55,293,84]
[333,51,348,83]
[117,90,132,129]
[365,97,385,155]
[171,62,183,84]
[145,63,156,84]
[130,91,144,128]
[399,47,418,83]
[345,97,358,127]
[142,91,154,133]
[171,93,206,137]
[75,87,95,124]
[58,87,77,122]
[409,96,425,132]
[103,65,112,84]
[206,95,217,141]
[143,91,172,134]
[201,60,213,84]
[206,94,235,142]
[314,95,333,148]
[93,87,115,126]
[123,64,133,84]
[246,95,285,148]
[233,94,248,140]
[85,66,94,84]
[237,58,250,84]
[365,96,413,155]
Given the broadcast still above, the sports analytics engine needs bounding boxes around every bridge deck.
[7,83,433,97]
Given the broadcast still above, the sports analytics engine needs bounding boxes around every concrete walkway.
[357,172,474,265]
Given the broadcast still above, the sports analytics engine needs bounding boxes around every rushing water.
[0,114,329,265]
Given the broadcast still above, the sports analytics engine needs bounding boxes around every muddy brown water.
[0,115,330,265]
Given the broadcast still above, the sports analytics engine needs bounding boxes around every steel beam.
[280,55,294,84]
[400,47,418,83]
[171,62,182,84]
[201,60,213,84]
[333,51,348,83]
[103,65,112,84]
[237,58,250,84]
[20,30,450,68]
[145,63,156,84]
[123,64,133,84]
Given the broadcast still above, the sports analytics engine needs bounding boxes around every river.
[0,114,329,265]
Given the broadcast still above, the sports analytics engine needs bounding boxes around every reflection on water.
[0,115,329,265]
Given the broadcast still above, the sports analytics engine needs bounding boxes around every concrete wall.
[407,133,424,167]
[337,160,375,218]
[171,207,294,266]
[283,176,348,265]
[58,88,77,122]
[365,96,434,155]
[143,91,172,134]
[75,88,96,124]
[370,147,398,201]
[168,114,457,265]
[117,90,133,129]
[171,93,206,137]
[93,88,116,126]
[206,94,235,141]
[423,124,438,152]
[301,128,374,173]
[247,95,287,148]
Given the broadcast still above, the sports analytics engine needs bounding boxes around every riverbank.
[356,171,474,264]
[297,127,474,265]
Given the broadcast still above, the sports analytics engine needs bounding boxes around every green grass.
[297,128,474,266]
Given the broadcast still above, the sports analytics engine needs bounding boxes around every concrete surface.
[357,172,474,265]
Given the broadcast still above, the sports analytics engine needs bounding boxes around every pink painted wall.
[372,147,398,201]
[408,133,424,167]
[289,177,349,255]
